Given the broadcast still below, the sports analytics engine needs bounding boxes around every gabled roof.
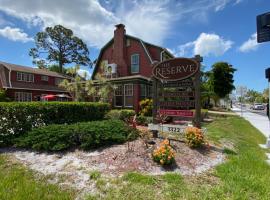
[91,34,174,79]
[0,61,70,79]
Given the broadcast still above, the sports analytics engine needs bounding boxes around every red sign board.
[159,109,194,117]
[152,58,199,81]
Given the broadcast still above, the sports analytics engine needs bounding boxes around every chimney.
[113,24,127,75]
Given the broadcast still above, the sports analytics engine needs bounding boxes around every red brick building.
[0,61,71,101]
[92,24,173,112]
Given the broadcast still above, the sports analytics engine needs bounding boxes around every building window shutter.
[131,54,139,73]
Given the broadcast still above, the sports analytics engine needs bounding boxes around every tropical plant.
[139,98,153,116]
[59,65,93,101]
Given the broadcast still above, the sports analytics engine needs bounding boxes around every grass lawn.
[1,116,270,200]
[0,155,75,200]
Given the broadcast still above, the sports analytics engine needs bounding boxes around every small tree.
[29,25,91,73]
[209,62,236,99]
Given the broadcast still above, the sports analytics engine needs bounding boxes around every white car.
[253,103,265,110]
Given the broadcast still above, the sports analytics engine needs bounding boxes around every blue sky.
[0,0,269,92]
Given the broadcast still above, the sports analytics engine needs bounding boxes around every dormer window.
[55,78,62,86]
[16,72,34,82]
[41,75,48,81]
[131,54,139,73]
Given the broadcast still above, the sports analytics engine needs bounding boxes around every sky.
[0,0,270,92]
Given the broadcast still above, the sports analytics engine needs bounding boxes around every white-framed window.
[15,92,32,102]
[147,85,153,98]
[16,72,34,82]
[131,54,139,73]
[140,84,147,99]
[55,78,62,86]
[114,85,123,107]
[41,75,48,81]
[93,86,101,102]
[124,84,133,107]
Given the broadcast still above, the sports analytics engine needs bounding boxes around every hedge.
[105,109,135,121]
[15,120,139,151]
[0,102,110,145]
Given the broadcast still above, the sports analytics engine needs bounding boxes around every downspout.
[9,68,12,88]
[160,49,165,62]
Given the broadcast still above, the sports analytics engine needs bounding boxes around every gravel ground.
[0,138,225,199]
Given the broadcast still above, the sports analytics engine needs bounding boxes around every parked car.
[252,103,265,110]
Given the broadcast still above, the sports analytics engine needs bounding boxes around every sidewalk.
[232,107,270,138]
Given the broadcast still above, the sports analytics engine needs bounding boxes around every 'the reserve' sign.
[152,58,199,81]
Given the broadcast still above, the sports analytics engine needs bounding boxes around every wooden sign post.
[151,55,202,128]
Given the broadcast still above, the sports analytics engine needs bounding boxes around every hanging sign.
[152,58,199,81]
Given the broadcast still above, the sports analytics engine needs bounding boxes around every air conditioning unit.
[106,63,117,74]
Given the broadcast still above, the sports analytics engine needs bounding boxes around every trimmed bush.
[0,102,110,146]
[105,109,135,121]
[16,120,138,151]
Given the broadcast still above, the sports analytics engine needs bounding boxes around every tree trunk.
[59,60,63,74]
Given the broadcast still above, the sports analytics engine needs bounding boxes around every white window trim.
[16,72,34,82]
[140,84,147,97]
[15,92,32,102]
[41,75,49,81]
[131,54,139,74]
[124,84,133,108]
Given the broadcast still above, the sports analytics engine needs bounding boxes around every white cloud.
[239,33,259,53]
[234,0,243,5]
[194,33,233,56]
[0,0,240,49]
[0,26,33,42]
[173,33,233,57]
[78,69,92,80]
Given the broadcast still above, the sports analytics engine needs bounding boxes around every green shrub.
[139,99,153,116]
[0,89,10,102]
[16,120,138,151]
[136,115,147,125]
[105,109,135,121]
[0,102,110,146]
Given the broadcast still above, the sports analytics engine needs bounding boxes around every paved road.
[236,105,267,117]
[232,106,270,138]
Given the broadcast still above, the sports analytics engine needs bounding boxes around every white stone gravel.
[0,140,226,199]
